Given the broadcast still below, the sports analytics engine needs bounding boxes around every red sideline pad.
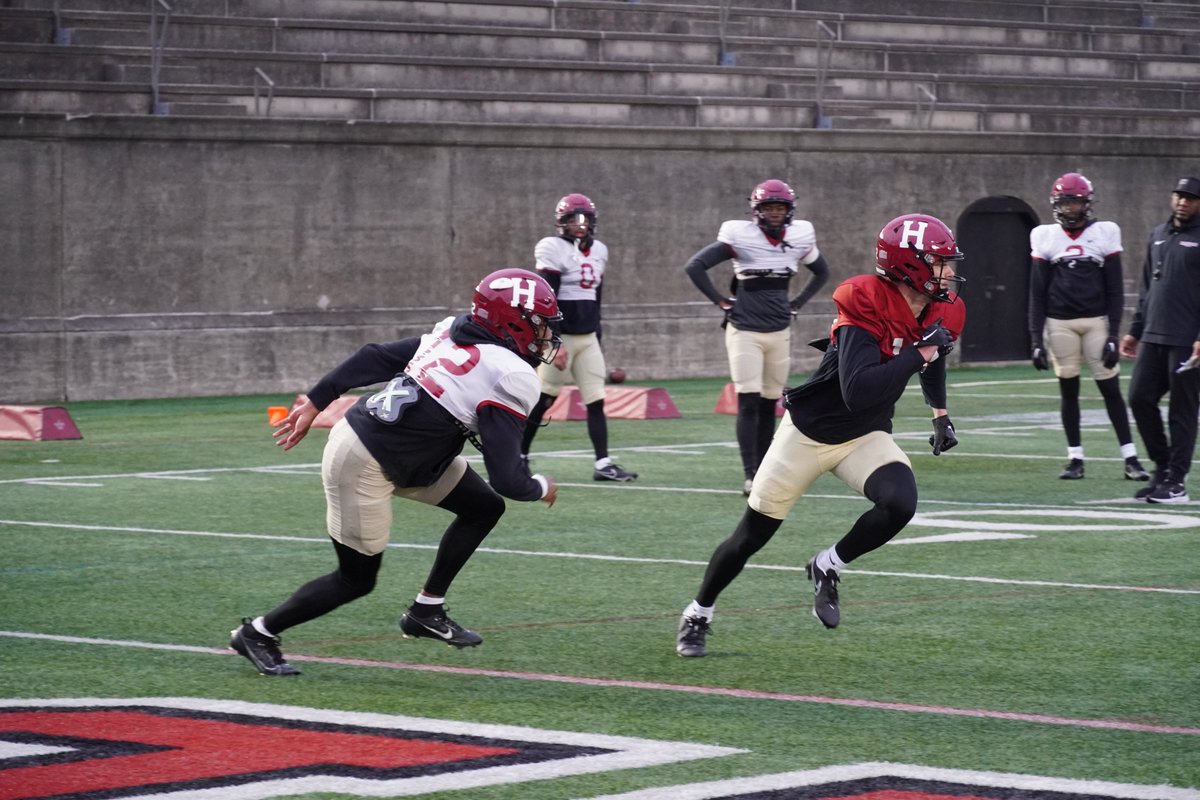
[293,394,360,428]
[546,386,681,421]
[713,383,785,417]
[0,405,83,441]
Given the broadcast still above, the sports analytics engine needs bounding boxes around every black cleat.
[594,462,638,482]
[1124,457,1150,481]
[400,607,482,648]
[1059,459,1085,480]
[1135,470,1166,501]
[1146,479,1189,504]
[676,615,711,658]
[805,558,841,629]
[230,619,301,676]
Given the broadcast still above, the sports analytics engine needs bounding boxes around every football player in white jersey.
[685,179,830,495]
[229,269,562,677]
[1028,173,1148,482]
[521,193,638,482]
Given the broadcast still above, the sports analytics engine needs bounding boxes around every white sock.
[1121,443,1138,459]
[683,600,714,622]
[415,593,443,606]
[595,457,613,469]
[251,616,273,638]
[1068,446,1084,460]
[816,546,845,574]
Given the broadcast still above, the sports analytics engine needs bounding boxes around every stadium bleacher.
[1,0,1197,132]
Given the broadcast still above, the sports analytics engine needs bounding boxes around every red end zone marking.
[0,710,514,800]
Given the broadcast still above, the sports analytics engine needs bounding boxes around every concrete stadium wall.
[2,113,1198,402]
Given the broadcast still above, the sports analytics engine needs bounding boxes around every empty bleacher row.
[0,0,1198,132]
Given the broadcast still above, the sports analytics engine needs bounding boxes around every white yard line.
[2,518,1197,595]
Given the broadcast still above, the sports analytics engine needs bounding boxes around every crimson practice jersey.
[407,317,542,430]
[534,235,608,334]
[832,274,966,358]
[786,274,966,443]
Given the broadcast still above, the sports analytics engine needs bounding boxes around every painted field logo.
[582,762,1200,800]
[0,698,741,799]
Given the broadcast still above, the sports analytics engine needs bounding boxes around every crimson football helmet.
[875,213,965,302]
[1050,172,1094,228]
[749,179,796,236]
[471,268,563,364]
[555,193,597,238]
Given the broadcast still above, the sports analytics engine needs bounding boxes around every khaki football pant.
[749,420,911,520]
[537,331,607,404]
[725,325,791,398]
[321,418,468,556]
[1044,315,1118,381]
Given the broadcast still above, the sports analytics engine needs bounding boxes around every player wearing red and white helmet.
[685,178,831,495]
[1029,173,1147,482]
[521,193,638,483]
[229,269,561,677]
[677,213,966,657]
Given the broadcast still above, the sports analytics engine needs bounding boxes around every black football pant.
[1127,341,1200,480]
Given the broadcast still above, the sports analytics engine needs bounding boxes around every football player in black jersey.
[230,269,561,676]
[1028,172,1148,482]
[685,180,830,495]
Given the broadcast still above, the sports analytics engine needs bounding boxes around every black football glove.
[1031,343,1049,371]
[918,318,954,360]
[1102,336,1120,369]
[929,415,958,456]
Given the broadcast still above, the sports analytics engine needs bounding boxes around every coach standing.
[1119,176,1200,503]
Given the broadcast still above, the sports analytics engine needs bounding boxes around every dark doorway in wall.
[955,196,1040,363]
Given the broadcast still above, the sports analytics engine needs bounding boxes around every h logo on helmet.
[900,219,929,250]
[488,275,537,310]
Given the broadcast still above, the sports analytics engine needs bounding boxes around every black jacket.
[1130,213,1200,347]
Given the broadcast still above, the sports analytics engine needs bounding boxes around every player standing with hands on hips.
[1027,172,1148,481]
[677,214,965,657]
[1119,176,1200,504]
[521,193,638,482]
[685,179,830,495]
[230,269,562,676]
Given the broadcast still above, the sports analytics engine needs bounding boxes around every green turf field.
[1,365,1197,799]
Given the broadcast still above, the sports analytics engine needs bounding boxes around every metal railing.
[717,0,734,66]
[253,68,275,116]
[51,0,70,44]
[149,0,172,115]
[916,83,937,130]
[813,21,837,129]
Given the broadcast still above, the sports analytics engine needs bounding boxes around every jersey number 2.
[413,343,481,398]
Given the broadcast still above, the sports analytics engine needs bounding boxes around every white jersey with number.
[718,219,820,278]
[407,317,542,432]
[1030,220,1122,265]
[534,235,609,301]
